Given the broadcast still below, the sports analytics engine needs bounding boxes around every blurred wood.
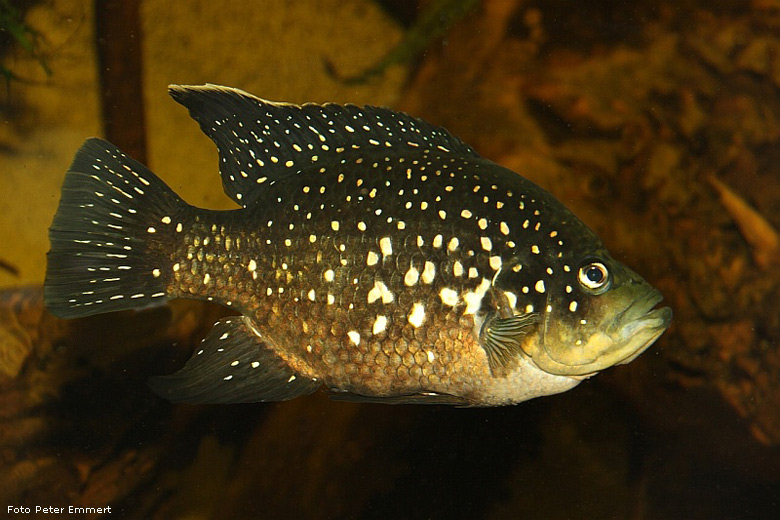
[95,0,147,163]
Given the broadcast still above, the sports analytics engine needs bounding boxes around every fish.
[44,84,672,406]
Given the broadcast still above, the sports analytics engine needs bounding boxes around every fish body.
[44,85,671,406]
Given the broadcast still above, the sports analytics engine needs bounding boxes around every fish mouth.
[531,286,672,377]
[607,289,672,366]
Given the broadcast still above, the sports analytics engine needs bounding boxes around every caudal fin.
[45,138,185,318]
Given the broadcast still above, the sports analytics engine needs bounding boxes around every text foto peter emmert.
[8,506,112,514]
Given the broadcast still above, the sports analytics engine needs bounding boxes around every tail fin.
[45,138,185,318]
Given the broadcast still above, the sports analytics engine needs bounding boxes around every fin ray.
[480,312,540,371]
[45,138,184,318]
[168,84,481,206]
[148,316,320,404]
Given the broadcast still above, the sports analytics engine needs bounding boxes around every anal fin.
[148,316,319,404]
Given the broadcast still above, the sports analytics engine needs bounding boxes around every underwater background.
[1,0,779,518]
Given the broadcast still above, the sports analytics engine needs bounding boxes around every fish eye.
[578,261,610,293]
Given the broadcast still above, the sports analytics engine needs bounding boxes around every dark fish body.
[44,85,671,406]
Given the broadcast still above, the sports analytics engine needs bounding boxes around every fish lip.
[553,288,670,373]
[528,284,671,376]
[607,288,670,337]
[609,289,672,364]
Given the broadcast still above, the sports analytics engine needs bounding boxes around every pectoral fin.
[148,316,319,404]
[479,312,540,371]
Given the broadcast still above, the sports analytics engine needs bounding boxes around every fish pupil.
[585,266,604,283]
[578,261,610,292]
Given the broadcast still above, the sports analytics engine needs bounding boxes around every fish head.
[518,252,672,376]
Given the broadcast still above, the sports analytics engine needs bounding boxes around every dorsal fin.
[168,84,480,206]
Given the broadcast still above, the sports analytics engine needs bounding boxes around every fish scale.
[166,153,501,399]
[44,84,671,406]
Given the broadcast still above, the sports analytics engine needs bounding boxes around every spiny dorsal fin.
[148,316,319,404]
[168,84,480,206]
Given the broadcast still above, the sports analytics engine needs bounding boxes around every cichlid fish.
[44,85,671,406]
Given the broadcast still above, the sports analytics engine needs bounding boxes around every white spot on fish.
[324,269,335,282]
[439,287,459,307]
[480,237,492,251]
[248,259,257,271]
[448,237,459,252]
[308,289,316,301]
[489,256,502,271]
[453,261,464,277]
[464,278,491,315]
[422,261,436,284]
[380,237,393,256]
[368,280,394,304]
[433,234,443,248]
[535,280,546,293]
[404,265,419,286]
[504,291,518,308]
[373,315,388,335]
[347,330,361,345]
[331,220,340,231]
[367,251,379,266]
[408,302,426,328]
[569,301,578,312]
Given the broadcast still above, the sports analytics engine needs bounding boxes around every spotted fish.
[44,85,671,406]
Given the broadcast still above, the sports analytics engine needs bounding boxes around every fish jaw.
[608,293,672,366]
[522,284,672,377]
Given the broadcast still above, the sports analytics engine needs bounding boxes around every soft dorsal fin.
[168,84,480,206]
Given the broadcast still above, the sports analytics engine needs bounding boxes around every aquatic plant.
[0,0,49,85]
